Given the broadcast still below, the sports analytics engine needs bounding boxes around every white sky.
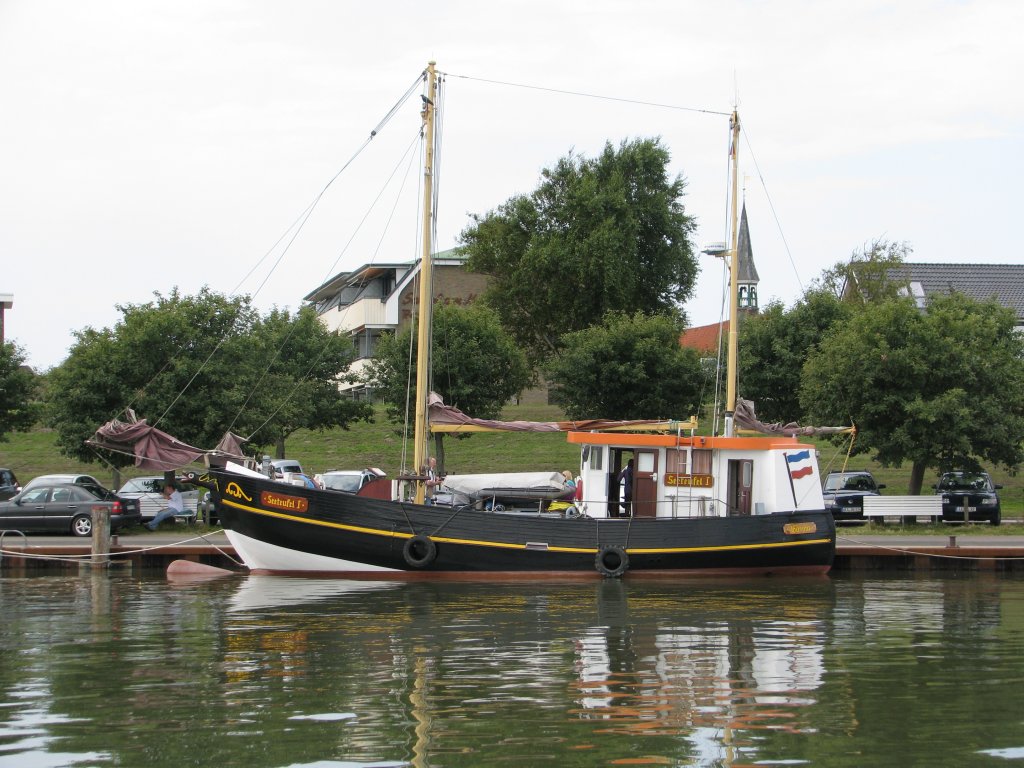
[1,0,1021,370]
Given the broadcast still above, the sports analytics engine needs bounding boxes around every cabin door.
[633,450,658,518]
[728,459,753,516]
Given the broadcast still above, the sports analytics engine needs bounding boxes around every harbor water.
[2,571,1023,767]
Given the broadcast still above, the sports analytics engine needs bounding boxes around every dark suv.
[822,470,885,523]
[934,471,1002,526]
[0,468,20,501]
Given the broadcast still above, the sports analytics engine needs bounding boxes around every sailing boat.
[193,62,837,577]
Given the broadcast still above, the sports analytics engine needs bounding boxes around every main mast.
[412,62,437,503]
[724,109,741,438]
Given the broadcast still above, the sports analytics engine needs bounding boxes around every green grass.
[1,403,1020,518]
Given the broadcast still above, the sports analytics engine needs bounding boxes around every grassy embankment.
[1,402,1020,531]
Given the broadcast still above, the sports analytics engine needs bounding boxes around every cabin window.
[666,450,687,474]
[637,452,655,473]
[692,449,712,475]
[588,446,603,471]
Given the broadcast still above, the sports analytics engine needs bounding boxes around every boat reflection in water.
[222,575,836,765]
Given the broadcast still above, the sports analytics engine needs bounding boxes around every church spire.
[736,204,759,312]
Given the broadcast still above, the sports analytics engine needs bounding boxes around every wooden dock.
[3,532,1024,574]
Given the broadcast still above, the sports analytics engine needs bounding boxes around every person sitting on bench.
[147,482,184,531]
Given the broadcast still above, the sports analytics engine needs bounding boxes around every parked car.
[316,468,386,494]
[270,459,304,478]
[934,471,1002,526]
[22,474,141,521]
[0,482,141,536]
[0,468,20,501]
[822,470,885,524]
[116,476,200,522]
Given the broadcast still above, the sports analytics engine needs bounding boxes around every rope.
[110,71,424,435]
[442,70,731,117]
[0,530,246,568]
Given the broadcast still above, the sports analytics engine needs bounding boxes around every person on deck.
[560,470,577,500]
[618,459,634,517]
[147,482,184,531]
[424,456,442,505]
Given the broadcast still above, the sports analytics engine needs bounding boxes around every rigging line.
[228,128,421,439]
[314,126,422,292]
[433,76,453,404]
[399,118,430,476]
[442,71,732,117]
[233,72,425,296]
[368,130,421,263]
[741,126,804,294]
[156,75,425,431]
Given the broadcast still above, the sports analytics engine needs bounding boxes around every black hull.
[209,470,836,577]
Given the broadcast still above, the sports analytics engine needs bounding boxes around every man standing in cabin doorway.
[619,458,634,517]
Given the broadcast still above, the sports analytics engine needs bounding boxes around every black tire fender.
[595,544,628,578]
[403,535,437,568]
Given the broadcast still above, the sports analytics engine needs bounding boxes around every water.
[1,572,1023,767]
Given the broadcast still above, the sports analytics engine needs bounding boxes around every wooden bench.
[863,495,942,523]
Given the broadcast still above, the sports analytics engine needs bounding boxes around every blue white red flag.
[786,450,813,480]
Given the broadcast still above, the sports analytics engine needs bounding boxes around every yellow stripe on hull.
[223,499,833,557]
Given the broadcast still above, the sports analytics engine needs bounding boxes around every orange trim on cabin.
[566,431,810,450]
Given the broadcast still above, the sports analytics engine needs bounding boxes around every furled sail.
[427,393,694,433]
[87,409,248,470]
[733,398,853,437]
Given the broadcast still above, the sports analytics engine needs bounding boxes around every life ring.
[595,545,629,578]
[403,535,437,568]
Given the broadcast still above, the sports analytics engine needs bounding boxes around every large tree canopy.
[545,312,704,420]
[364,302,531,425]
[800,293,1024,493]
[459,138,698,363]
[738,238,908,424]
[0,341,39,441]
[738,292,852,423]
[46,288,371,466]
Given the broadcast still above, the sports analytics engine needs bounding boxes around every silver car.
[116,476,200,522]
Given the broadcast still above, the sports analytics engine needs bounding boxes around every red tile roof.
[680,321,727,354]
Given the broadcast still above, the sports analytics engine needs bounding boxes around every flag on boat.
[786,450,814,480]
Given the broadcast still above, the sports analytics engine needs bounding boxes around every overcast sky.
[1,0,1021,370]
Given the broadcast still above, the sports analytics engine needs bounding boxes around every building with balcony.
[303,249,489,397]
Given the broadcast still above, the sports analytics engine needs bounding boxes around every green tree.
[363,302,531,468]
[0,341,39,440]
[545,312,703,420]
[240,306,374,459]
[46,289,370,466]
[800,293,1024,493]
[460,138,698,363]
[738,292,852,423]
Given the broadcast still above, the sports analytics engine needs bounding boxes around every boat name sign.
[262,491,309,514]
[665,474,714,488]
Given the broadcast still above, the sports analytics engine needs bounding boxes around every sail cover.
[88,409,248,470]
[733,398,853,437]
[428,393,688,433]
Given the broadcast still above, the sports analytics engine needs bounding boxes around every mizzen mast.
[724,109,741,438]
[412,61,437,503]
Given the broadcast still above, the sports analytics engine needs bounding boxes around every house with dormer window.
[870,263,1024,331]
